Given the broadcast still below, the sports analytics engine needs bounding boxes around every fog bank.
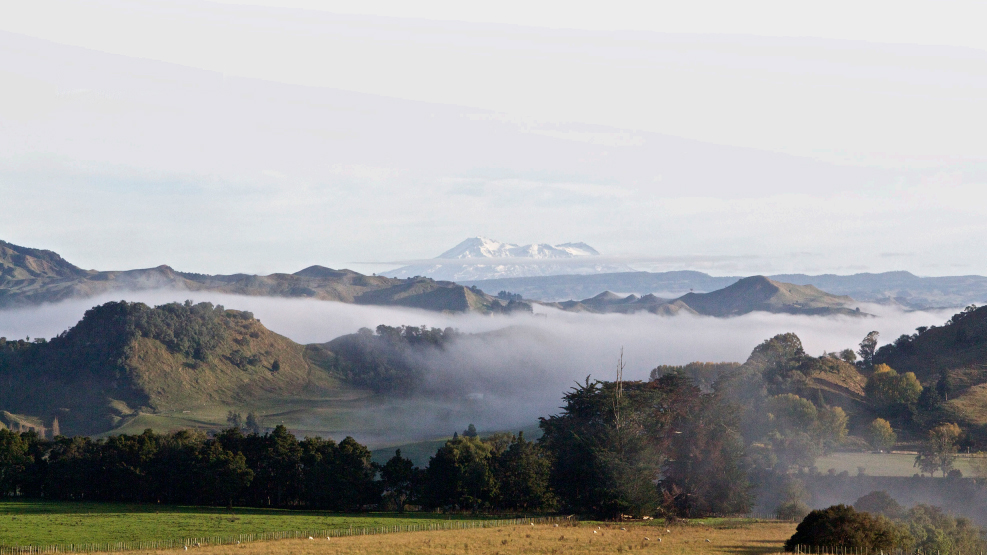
[0,291,957,444]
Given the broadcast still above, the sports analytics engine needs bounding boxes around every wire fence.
[789,545,987,555]
[0,515,575,554]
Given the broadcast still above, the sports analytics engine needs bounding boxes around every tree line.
[0,374,759,518]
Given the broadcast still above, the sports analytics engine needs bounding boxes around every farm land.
[123,520,797,555]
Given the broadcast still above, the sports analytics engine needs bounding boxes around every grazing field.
[0,501,501,547]
[814,452,977,477]
[123,520,796,555]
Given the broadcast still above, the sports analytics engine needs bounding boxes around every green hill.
[0,300,346,436]
[872,304,987,428]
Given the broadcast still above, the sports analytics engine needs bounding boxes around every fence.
[789,546,987,555]
[0,515,574,554]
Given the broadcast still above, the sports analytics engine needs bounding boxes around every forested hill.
[0,239,531,314]
[0,301,333,436]
[873,304,987,381]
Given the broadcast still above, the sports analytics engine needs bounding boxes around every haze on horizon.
[1,0,985,278]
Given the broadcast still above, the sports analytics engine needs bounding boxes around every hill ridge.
[0,240,530,314]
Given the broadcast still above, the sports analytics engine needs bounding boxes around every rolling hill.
[543,276,863,317]
[0,300,345,436]
[462,270,987,309]
[0,240,529,314]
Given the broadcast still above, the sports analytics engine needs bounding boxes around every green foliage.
[424,436,495,511]
[865,364,922,417]
[747,334,810,394]
[873,305,987,381]
[539,374,752,518]
[380,449,422,512]
[784,504,910,551]
[649,362,741,392]
[906,504,987,555]
[491,432,555,512]
[865,418,897,451]
[0,429,31,497]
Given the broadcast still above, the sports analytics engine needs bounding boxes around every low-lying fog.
[0,291,958,446]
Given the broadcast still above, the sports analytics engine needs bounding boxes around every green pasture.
[815,452,978,477]
[0,501,494,547]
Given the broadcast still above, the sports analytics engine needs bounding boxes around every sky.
[1,0,986,276]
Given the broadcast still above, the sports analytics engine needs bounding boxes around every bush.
[785,504,910,552]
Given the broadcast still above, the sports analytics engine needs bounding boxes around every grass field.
[814,452,978,477]
[122,519,797,555]
[0,501,503,547]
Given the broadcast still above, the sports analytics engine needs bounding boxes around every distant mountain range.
[462,270,987,310]
[383,237,633,281]
[544,276,864,317]
[0,240,529,314]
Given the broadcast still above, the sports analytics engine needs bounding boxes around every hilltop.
[543,276,863,317]
[0,240,529,314]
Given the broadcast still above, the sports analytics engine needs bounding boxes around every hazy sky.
[2,0,986,276]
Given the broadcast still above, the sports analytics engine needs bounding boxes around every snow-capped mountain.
[385,237,633,282]
[437,238,600,259]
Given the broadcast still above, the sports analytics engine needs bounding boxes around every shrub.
[784,504,910,552]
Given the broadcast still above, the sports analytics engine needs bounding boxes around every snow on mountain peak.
[385,238,628,282]
[438,237,600,260]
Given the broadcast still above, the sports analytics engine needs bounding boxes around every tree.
[857,331,879,369]
[226,411,244,430]
[424,436,496,512]
[838,349,857,364]
[463,424,478,438]
[381,449,421,512]
[201,444,253,507]
[865,419,897,451]
[245,413,261,435]
[867,418,898,451]
[784,504,910,551]
[491,432,555,511]
[914,423,961,477]
[0,430,32,497]
[747,334,810,394]
[906,504,987,555]
[814,406,848,451]
[775,478,810,521]
[865,364,922,417]
[853,491,904,519]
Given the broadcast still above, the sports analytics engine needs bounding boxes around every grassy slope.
[0,501,497,546]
